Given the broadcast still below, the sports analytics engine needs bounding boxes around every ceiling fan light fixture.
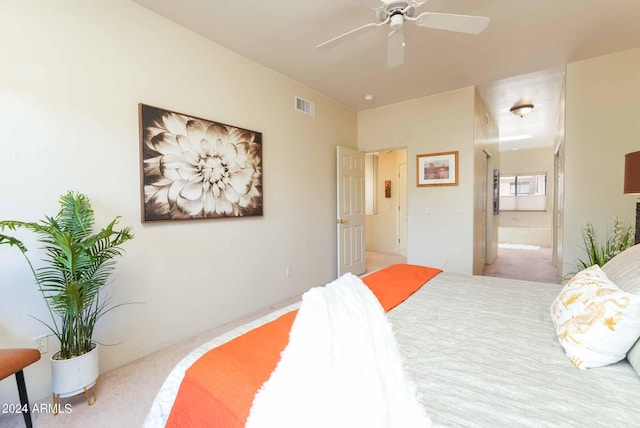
[510,102,535,117]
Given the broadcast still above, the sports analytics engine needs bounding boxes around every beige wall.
[358,87,476,274]
[0,0,356,403]
[366,149,407,254]
[499,147,555,247]
[563,47,640,276]
[473,89,500,273]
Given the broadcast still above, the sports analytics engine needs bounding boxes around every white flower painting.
[139,104,262,221]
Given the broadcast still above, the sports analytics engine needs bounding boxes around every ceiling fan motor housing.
[377,1,415,22]
[390,14,404,30]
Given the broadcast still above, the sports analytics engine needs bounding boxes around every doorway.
[477,67,565,284]
[364,149,407,273]
[484,149,561,284]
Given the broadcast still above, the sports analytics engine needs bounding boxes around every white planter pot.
[50,343,99,398]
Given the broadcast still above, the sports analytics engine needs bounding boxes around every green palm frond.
[569,217,634,279]
[0,233,27,253]
[0,191,134,359]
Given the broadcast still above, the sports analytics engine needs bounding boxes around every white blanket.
[246,273,431,428]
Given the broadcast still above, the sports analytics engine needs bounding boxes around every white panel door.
[337,146,366,276]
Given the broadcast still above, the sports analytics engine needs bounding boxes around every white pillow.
[628,337,640,377]
[550,265,640,369]
[601,244,640,294]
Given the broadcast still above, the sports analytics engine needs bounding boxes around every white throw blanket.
[246,273,432,428]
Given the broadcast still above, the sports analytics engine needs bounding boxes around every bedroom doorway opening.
[364,148,408,274]
[478,67,565,284]
[484,147,561,284]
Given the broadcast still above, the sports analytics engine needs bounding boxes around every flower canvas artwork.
[139,104,263,221]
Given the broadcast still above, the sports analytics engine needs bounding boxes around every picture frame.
[416,151,459,187]
[138,103,263,222]
[384,180,391,198]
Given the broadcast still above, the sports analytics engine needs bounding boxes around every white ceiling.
[132,0,640,151]
[477,67,565,152]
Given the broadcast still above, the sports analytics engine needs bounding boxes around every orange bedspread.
[165,264,441,428]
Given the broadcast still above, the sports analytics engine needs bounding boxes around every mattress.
[392,272,640,427]
[145,270,640,427]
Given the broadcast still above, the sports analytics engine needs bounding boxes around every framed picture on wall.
[416,151,459,187]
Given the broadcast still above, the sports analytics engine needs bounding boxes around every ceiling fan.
[316,0,490,68]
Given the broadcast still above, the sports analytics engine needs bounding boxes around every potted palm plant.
[0,191,133,401]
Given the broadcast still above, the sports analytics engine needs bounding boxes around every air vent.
[295,96,315,117]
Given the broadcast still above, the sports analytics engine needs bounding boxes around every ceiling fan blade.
[387,29,404,68]
[316,22,380,50]
[415,12,490,34]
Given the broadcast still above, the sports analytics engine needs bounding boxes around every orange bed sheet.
[165,264,441,428]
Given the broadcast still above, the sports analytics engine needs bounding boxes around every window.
[499,174,547,211]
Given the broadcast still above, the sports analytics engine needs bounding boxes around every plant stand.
[50,343,99,414]
[52,378,99,415]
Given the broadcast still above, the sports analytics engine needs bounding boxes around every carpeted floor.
[365,250,406,274]
[483,245,561,284]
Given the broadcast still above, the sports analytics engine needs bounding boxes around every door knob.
[336,219,349,224]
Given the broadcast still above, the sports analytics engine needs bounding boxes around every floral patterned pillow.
[550,265,640,369]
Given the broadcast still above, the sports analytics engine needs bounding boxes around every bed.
[144,246,640,427]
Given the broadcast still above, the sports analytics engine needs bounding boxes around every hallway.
[365,251,406,275]
[366,248,561,285]
[483,245,561,284]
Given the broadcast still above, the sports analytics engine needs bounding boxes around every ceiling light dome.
[510,100,535,117]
